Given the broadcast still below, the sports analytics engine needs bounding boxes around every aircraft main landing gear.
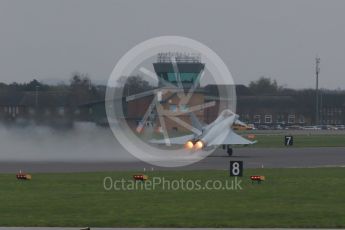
[227,145,233,156]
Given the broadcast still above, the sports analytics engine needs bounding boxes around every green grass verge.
[142,130,345,148]
[248,134,345,148]
[1,168,345,227]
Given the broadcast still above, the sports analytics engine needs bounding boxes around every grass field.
[247,134,345,148]
[147,130,345,148]
[1,168,345,227]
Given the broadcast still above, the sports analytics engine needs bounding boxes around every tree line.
[0,73,105,106]
[1,74,344,107]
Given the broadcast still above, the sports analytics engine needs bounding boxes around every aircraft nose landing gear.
[227,145,233,156]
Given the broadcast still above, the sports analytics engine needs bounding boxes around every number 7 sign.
[285,135,294,146]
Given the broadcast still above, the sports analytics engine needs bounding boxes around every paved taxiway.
[0,147,344,173]
[0,228,225,230]
[0,227,336,230]
[0,228,341,230]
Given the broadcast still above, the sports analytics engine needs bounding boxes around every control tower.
[152,52,206,132]
[153,52,204,89]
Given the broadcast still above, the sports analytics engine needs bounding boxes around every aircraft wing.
[208,129,256,146]
[150,134,195,145]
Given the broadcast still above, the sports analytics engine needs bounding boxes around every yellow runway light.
[133,174,149,181]
[250,175,265,183]
[247,134,256,139]
[16,173,32,180]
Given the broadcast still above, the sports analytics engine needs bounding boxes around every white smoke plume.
[0,122,136,162]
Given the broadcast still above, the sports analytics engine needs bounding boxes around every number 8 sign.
[230,161,243,177]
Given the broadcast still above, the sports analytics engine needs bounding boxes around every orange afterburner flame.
[194,140,204,150]
[185,141,194,149]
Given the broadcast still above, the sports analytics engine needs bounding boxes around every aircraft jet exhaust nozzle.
[185,140,204,150]
[194,140,204,150]
[185,141,194,149]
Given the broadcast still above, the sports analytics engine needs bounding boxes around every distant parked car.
[302,126,321,130]
[328,126,339,130]
[286,125,303,130]
[247,124,256,130]
[257,125,271,130]
[336,125,345,130]
[232,124,254,131]
[275,124,283,130]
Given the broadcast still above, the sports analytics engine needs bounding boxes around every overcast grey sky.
[0,0,345,89]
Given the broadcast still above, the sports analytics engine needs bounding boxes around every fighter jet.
[150,109,256,156]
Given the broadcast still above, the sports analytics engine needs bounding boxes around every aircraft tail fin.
[189,112,203,131]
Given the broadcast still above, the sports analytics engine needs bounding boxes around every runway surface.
[1,147,344,173]
[0,228,339,230]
